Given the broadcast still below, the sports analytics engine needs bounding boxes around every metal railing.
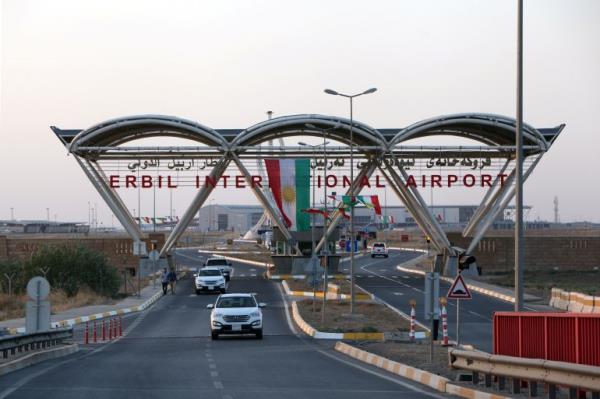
[0,328,73,360]
[449,349,600,399]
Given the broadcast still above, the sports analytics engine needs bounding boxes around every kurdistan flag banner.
[265,159,311,231]
[329,195,382,215]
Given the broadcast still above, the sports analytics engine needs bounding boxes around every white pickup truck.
[204,257,233,281]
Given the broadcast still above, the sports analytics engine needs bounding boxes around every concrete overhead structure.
[52,113,564,274]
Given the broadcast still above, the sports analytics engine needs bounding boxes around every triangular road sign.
[447,274,472,299]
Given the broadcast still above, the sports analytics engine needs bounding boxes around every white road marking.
[367,275,375,278]
[209,363,217,369]
[213,381,224,389]
[210,371,218,377]
[379,269,387,272]
[251,274,257,277]
[250,268,256,271]
[393,292,404,296]
[402,276,410,279]
[278,282,298,335]
[412,288,422,293]
[240,273,246,277]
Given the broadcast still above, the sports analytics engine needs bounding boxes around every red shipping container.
[493,312,600,366]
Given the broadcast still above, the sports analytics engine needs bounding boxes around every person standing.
[161,268,169,295]
[167,268,177,295]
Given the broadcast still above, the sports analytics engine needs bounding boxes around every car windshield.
[216,296,256,308]
[199,269,221,276]
[207,259,227,266]
[373,243,385,248]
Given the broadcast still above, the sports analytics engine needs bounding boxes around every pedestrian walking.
[167,268,177,295]
[161,268,169,295]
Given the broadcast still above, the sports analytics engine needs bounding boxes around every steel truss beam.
[314,160,378,254]
[74,156,143,241]
[466,153,544,254]
[231,153,293,242]
[160,156,231,256]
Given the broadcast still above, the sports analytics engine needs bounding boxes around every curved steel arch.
[69,114,228,153]
[230,114,388,150]
[389,113,549,150]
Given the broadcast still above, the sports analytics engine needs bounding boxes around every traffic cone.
[93,320,97,343]
[409,300,416,341]
[84,322,89,344]
[441,305,449,346]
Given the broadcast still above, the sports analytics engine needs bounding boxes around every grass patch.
[296,299,413,333]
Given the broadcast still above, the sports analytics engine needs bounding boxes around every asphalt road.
[340,249,514,352]
[0,248,450,399]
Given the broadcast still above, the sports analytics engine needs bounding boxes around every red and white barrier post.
[109,319,113,340]
[113,317,117,338]
[84,322,89,344]
[440,297,449,346]
[102,319,106,341]
[93,320,97,343]
[409,299,416,341]
[118,317,122,337]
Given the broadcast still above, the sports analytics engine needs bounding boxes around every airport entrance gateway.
[52,113,564,276]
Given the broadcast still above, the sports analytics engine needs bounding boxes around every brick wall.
[0,233,166,269]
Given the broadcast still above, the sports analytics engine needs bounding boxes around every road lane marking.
[278,282,298,335]
[213,381,224,389]
[250,268,256,271]
[209,363,216,369]
[393,292,404,296]
[240,273,246,277]
[251,274,257,277]
[210,371,218,377]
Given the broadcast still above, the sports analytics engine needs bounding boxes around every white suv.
[194,267,227,294]
[207,293,265,340]
[371,242,389,258]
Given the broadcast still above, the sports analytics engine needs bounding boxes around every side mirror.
[206,304,214,309]
[258,303,266,308]
[193,273,198,278]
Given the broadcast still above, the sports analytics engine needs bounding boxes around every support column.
[231,153,293,241]
[385,156,454,255]
[466,153,544,254]
[160,157,231,256]
[378,166,443,253]
[314,160,377,254]
[75,156,142,241]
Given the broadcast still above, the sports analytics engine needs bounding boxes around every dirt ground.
[358,341,457,380]
[477,270,600,298]
[0,287,117,321]
[296,299,412,333]
[287,279,353,294]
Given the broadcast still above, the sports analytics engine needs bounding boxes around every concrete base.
[0,344,78,377]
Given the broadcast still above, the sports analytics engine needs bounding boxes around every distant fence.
[549,287,600,313]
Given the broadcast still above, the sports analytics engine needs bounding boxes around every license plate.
[232,324,241,331]
[208,286,214,290]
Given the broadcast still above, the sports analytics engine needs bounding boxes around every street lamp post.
[515,0,524,311]
[324,87,377,314]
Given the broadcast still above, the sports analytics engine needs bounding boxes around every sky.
[1,0,599,225]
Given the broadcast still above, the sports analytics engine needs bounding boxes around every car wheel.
[384,254,389,258]
[211,332,219,340]
[195,289,201,295]
[371,254,375,258]
[255,330,263,339]
[225,276,230,282]
[220,288,226,294]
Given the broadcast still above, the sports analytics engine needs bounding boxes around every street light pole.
[515,0,524,311]
[324,87,377,314]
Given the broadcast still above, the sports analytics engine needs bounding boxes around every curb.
[291,301,385,341]
[5,271,186,335]
[282,280,372,301]
[335,342,510,399]
[335,341,448,391]
[0,343,79,377]
[395,266,515,304]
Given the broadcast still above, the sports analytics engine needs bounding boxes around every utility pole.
[515,0,525,312]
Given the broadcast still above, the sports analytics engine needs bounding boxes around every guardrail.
[0,328,73,360]
[449,348,600,398]
[549,287,600,313]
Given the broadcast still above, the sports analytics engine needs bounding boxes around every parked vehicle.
[370,242,388,258]
[194,267,226,294]
[207,293,265,340]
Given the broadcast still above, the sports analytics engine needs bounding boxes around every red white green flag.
[328,195,382,215]
[265,159,311,231]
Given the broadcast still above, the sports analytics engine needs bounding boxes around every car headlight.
[250,311,260,318]
[196,280,204,285]
[212,321,222,327]
[213,313,223,318]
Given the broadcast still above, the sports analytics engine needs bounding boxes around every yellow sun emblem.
[281,185,296,204]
